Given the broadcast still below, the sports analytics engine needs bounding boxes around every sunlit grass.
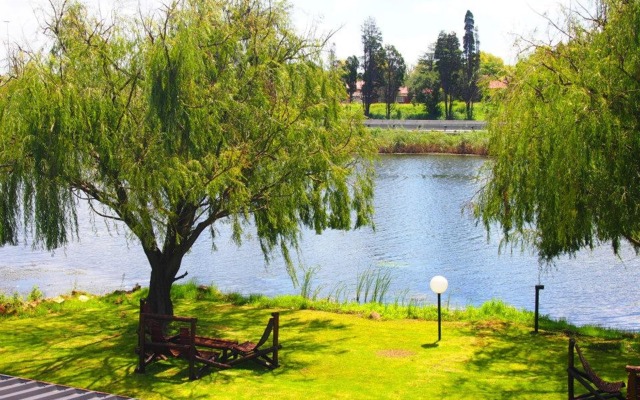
[0,285,637,399]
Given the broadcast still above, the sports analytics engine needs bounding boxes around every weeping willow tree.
[476,0,640,261]
[0,0,375,315]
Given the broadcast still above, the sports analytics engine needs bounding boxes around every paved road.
[364,119,486,131]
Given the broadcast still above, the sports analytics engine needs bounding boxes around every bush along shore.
[1,282,639,399]
[370,128,489,155]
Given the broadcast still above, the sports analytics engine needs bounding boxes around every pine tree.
[361,17,384,117]
[434,31,462,120]
[380,45,406,119]
[462,10,480,120]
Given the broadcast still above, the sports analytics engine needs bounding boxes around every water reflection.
[0,154,638,330]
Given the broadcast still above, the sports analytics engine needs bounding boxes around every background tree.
[477,52,510,112]
[341,55,360,103]
[434,31,462,120]
[461,10,480,120]
[0,0,375,316]
[407,51,441,119]
[361,17,384,117]
[380,44,406,119]
[479,51,507,79]
[475,0,640,261]
[328,42,339,71]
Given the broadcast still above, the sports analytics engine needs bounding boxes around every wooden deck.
[0,374,134,399]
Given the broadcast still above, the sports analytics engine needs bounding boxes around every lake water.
[1,154,639,331]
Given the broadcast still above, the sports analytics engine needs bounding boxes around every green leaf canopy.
[0,0,374,311]
[476,0,640,261]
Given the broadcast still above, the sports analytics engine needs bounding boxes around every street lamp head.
[430,275,448,294]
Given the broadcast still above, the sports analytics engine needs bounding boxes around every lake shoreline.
[3,282,636,334]
[3,280,638,334]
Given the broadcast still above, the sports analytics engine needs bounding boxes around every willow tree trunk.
[144,250,186,316]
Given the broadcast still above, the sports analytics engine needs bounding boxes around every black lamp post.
[534,284,544,333]
[430,275,448,341]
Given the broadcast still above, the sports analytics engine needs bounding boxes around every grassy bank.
[370,128,489,155]
[1,284,638,399]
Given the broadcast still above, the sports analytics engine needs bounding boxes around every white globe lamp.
[430,275,448,341]
[430,275,448,294]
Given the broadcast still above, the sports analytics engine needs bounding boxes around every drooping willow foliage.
[476,0,640,261]
[0,0,375,314]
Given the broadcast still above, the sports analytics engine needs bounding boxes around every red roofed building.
[488,80,508,89]
[396,86,410,104]
[348,81,410,104]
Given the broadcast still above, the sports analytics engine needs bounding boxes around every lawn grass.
[370,128,489,155]
[1,285,638,399]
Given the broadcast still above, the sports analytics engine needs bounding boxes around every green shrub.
[27,286,44,302]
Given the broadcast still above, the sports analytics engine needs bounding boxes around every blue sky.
[0,0,573,67]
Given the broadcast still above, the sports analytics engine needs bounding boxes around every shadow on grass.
[134,306,349,380]
[2,301,173,397]
[446,321,637,399]
[5,292,640,399]
[182,303,351,368]
[0,294,355,398]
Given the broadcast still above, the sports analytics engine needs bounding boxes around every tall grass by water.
[295,265,398,306]
[371,128,489,155]
[2,281,634,338]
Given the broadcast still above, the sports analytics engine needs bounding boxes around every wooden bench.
[135,299,281,380]
[568,338,625,399]
[627,366,640,400]
[193,312,281,370]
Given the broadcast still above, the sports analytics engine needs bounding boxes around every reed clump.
[371,128,489,155]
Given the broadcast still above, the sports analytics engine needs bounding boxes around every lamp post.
[534,284,544,333]
[430,275,448,341]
